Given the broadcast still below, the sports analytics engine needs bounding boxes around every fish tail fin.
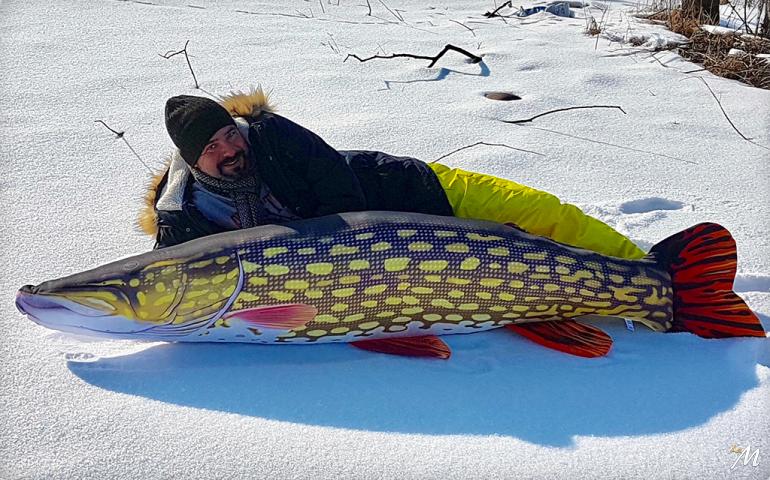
[649,223,765,338]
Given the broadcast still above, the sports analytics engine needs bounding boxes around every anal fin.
[506,320,613,358]
[351,336,451,359]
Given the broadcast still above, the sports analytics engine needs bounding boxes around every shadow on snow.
[68,318,768,447]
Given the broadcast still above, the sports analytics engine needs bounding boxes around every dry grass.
[585,16,602,35]
[679,29,770,88]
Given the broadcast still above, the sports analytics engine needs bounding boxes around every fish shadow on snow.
[68,318,768,447]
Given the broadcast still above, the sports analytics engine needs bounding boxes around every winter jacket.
[138,89,453,249]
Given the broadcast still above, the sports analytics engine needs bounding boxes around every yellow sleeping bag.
[428,163,646,260]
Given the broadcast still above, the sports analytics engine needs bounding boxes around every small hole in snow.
[484,91,522,101]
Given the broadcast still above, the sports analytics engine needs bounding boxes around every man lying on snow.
[139,89,645,262]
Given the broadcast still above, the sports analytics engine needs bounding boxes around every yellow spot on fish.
[502,313,521,318]
[385,297,402,305]
[608,263,631,272]
[447,277,471,285]
[389,325,407,332]
[215,256,231,265]
[392,316,411,323]
[331,303,349,312]
[534,265,550,273]
[355,232,375,241]
[489,262,502,270]
[371,242,391,252]
[447,290,464,299]
[384,258,410,271]
[632,275,661,286]
[402,296,420,305]
[461,257,480,270]
[530,274,551,280]
[297,247,316,255]
[409,242,433,252]
[223,284,236,297]
[555,255,577,265]
[432,299,455,309]
[564,286,576,294]
[129,278,140,288]
[424,275,442,282]
[340,275,361,285]
[507,262,529,274]
[643,288,671,306]
[445,314,463,321]
[560,305,574,311]
[411,287,434,294]
[284,280,309,290]
[584,280,602,289]
[248,277,268,286]
[397,229,417,238]
[472,314,492,321]
[423,314,442,321]
[523,252,547,261]
[263,247,288,258]
[459,303,479,311]
[419,260,448,271]
[480,278,504,288]
[136,291,146,306]
[560,270,594,283]
[154,282,166,293]
[331,327,350,334]
[509,280,524,289]
[376,311,396,318]
[236,292,260,302]
[152,294,175,307]
[211,274,227,284]
[307,330,328,337]
[609,274,625,283]
[544,284,560,292]
[490,306,506,312]
[610,286,645,302]
[268,291,294,301]
[330,244,359,256]
[361,300,378,308]
[498,292,515,301]
[358,321,379,330]
[264,265,290,276]
[332,288,356,298]
[307,263,334,275]
[555,266,570,275]
[242,261,261,273]
[445,243,469,253]
[348,260,370,270]
[584,300,613,308]
[402,307,424,315]
[315,315,338,324]
[488,247,509,257]
[435,230,457,238]
[476,292,492,300]
[364,285,388,295]
[467,233,503,241]
[579,289,596,297]
[397,282,410,291]
[190,259,214,269]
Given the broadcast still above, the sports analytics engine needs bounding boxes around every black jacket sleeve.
[247,113,366,217]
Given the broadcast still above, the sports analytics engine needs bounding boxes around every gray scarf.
[190,166,267,229]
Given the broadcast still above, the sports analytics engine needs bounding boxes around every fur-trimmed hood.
[137,87,275,237]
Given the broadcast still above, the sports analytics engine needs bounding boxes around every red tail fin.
[649,223,765,338]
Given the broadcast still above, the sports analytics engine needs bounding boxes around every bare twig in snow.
[379,0,404,22]
[345,44,482,67]
[159,40,199,89]
[502,105,626,124]
[484,1,513,17]
[95,120,152,173]
[449,19,476,37]
[431,141,544,163]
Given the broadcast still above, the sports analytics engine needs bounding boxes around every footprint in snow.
[619,197,687,214]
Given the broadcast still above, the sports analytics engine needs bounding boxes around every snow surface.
[1,0,769,478]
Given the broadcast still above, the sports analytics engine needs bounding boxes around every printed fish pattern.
[15,212,766,359]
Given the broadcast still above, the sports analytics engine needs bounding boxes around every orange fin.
[351,336,452,359]
[649,223,765,338]
[506,320,613,358]
[224,304,318,330]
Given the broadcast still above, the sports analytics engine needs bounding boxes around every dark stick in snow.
[95,121,153,173]
[430,141,544,163]
[345,44,482,67]
[484,1,513,18]
[502,105,627,124]
[159,40,200,89]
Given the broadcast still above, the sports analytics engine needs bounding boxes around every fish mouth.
[15,286,148,336]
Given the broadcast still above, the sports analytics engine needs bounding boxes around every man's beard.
[218,151,248,180]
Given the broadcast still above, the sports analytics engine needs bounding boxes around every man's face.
[194,125,249,179]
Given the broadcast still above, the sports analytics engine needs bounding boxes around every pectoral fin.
[224,304,318,330]
[351,336,452,359]
[506,320,613,358]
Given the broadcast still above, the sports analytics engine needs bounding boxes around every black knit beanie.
[165,95,236,166]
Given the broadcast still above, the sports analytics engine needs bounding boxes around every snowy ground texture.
[2,0,769,478]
